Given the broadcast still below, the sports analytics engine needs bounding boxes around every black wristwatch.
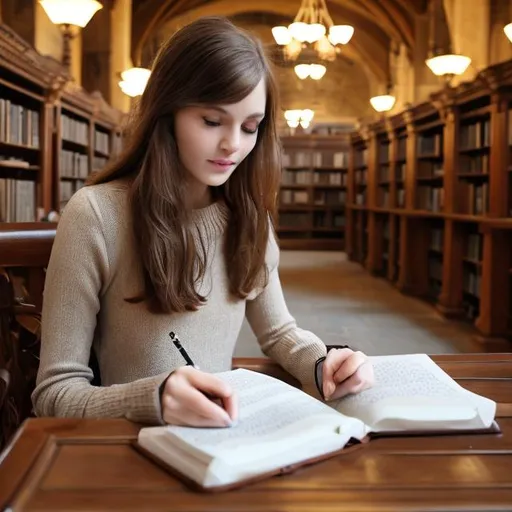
[314,345,350,399]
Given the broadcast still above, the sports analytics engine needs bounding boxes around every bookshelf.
[0,23,123,223]
[0,23,57,223]
[279,135,349,250]
[346,58,512,345]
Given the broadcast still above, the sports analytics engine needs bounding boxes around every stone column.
[110,0,132,113]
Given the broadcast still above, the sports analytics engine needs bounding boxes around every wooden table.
[1,354,512,511]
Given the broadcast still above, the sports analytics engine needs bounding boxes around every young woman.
[32,16,374,428]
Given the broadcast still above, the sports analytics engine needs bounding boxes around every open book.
[137,354,497,491]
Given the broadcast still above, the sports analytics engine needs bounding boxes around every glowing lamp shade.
[119,67,151,97]
[425,54,471,77]
[504,23,512,43]
[309,64,326,80]
[272,26,292,45]
[288,22,310,43]
[370,94,396,113]
[294,64,311,80]
[328,25,354,45]
[39,0,103,28]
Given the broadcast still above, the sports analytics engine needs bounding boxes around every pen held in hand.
[169,332,231,415]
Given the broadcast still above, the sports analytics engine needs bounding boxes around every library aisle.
[234,251,507,358]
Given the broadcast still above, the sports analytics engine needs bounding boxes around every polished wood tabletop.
[1,353,512,512]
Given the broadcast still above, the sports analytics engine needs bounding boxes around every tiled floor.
[234,251,501,357]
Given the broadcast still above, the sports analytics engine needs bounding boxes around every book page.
[164,369,366,460]
[330,354,496,432]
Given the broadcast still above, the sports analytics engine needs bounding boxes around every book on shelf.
[137,354,497,492]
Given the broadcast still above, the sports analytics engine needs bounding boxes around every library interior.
[1,0,512,509]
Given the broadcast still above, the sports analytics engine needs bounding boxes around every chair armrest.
[231,357,301,389]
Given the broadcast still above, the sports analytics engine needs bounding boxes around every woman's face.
[174,79,266,208]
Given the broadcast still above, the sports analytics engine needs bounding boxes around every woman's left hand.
[322,348,374,400]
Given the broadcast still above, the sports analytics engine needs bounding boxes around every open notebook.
[136,354,497,491]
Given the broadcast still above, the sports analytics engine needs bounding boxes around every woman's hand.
[322,348,374,400]
[161,366,238,427]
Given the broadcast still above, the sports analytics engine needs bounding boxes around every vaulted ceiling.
[131,0,429,82]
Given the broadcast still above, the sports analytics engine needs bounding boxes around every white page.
[330,354,496,432]
[163,369,367,460]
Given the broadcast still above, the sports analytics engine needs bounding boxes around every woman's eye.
[203,118,220,127]
[242,125,259,135]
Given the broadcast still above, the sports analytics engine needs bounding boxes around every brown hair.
[89,16,281,313]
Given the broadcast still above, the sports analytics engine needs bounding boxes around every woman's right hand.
[160,366,238,427]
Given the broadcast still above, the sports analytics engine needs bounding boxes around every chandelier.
[272,0,354,80]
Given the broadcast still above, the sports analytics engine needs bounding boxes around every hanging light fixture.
[425,54,471,78]
[284,109,315,129]
[370,94,396,113]
[39,0,102,69]
[118,67,151,97]
[504,23,512,42]
[370,46,397,114]
[424,0,471,83]
[272,0,354,80]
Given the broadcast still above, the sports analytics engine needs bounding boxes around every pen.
[169,331,229,411]
[169,331,196,367]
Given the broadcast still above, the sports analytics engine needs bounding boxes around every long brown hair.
[89,16,281,313]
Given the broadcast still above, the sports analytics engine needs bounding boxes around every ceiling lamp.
[425,54,471,78]
[294,63,326,80]
[39,0,102,69]
[284,109,315,129]
[118,67,151,97]
[504,23,512,43]
[272,0,354,80]
[370,94,396,113]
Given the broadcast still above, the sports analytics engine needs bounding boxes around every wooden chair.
[0,224,56,450]
[0,224,298,451]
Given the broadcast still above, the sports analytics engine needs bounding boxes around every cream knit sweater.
[32,180,327,425]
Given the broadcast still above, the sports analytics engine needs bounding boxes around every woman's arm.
[244,235,327,393]
[31,188,168,424]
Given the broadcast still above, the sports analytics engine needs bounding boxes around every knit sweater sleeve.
[245,233,327,392]
[32,189,167,424]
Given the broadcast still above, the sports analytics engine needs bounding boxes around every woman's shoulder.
[65,179,131,223]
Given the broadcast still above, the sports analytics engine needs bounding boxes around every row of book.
[417,186,444,212]
[463,268,481,298]
[418,161,444,179]
[60,150,89,179]
[354,148,368,168]
[377,142,390,164]
[95,130,110,155]
[460,120,490,150]
[458,183,489,215]
[313,212,345,228]
[355,169,367,185]
[0,178,36,222]
[313,172,346,185]
[61,114,89,146]
[313,190,346,205]
[466,233,483,261]
[280,190,308,204]
[282,151,348,168]
[459,153,489,175]
[0,99,40,148]
[417,133,442,157]
[282,169,310,185]
[431,228,444,252]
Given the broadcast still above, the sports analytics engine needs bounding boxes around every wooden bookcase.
[346,58,512,344]
[0,23,123,223]
[278,134,349,250]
